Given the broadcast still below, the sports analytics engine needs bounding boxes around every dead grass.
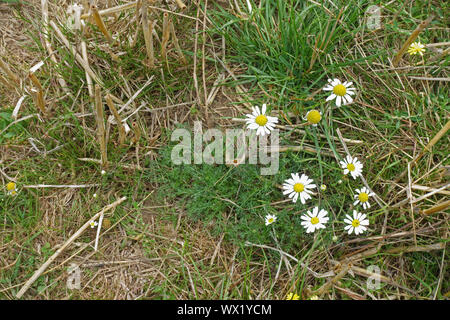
[0,0,448,300]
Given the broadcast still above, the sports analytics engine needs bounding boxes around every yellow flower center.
[310,217,319,225]
[358,192,369,203]
[268,218,274,224]
[293,183,304,193]
[351,219,360,227]
[333,84,347,96]
[6,182,16,191]
[255,115,268,126]
[347,163,355,172]
[306,110,321,124]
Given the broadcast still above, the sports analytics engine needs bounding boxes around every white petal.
[344,94,353,104]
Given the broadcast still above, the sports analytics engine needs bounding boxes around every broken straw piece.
[29,61,44,74]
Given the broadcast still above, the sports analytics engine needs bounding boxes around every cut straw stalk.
[91,5,114,44]
[421,200,450,215]
[105,94,126,145]
[15,196,127,299]
[49,20,103,86]
[161,13,170,61]
[170,19,187,65]
[28,73,46,115]
[94,85,108,168]
[81,41,94,98]
[393,15,434,66]
[81,1,138,19]
[141,1,155,68]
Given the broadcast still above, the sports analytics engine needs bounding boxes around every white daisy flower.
[245,104,278,136]
[344,210,369,235]
[301,207,329,233]
[339,155,363,179]
[408,41,426,56]
[304,109,322,126]
[265,214,277,226]
[323,78,356,107]
[353,187,375,210]
[90,220,98,228]
[282,173,316,204]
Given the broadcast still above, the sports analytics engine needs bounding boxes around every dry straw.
[141,0,155,68]
[161,13,170,61]
[393,15,434,66]
[28,72,46,116]
[15,197,127,299]
[91,5,114,44]
[94,85,108,168]
[105,93,127,146]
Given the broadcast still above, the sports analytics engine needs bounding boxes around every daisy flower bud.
[6,182,17,196]
[304,109,322,126]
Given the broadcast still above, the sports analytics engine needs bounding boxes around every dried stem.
[393,15,434,66]
[50,20,103,86]
[161,13,170,61]
[141,1,155,68]
[422,200,450,215]
[15,197,127,299]
[94,85,108,168]
[105,94,126,146]
[28,73,46,116]
[395,120,450,183]
[91,5,114,44]
[81,41,94,99]
[170,18,187,64]
[81,1,138,19]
